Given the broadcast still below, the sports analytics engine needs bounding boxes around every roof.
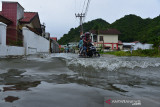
[90,30,98,34]
[20,12,38,23]
[118,40,123,45]
[131,41,140,43]
[99,29,121,35]
[50,37,57,41]
[123,43,135,46]
[0,11,13,24]
[26,26,41,35]
[90,29,121,35]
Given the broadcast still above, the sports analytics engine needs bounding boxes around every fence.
[0,22,50,56]
[6,27,23,47]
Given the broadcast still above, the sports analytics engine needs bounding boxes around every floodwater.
[0,53,160,107]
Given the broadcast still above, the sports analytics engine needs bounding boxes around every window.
[99,36,103,41]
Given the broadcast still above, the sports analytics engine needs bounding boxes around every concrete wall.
[0,22,25,56]
[0,45,25,56]
[23,27,49,55]
[17,3,24,24]
[0,22,49,56]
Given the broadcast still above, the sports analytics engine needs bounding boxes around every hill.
[109,14,152,42]
[58,19,110,45]
[58,14,160,46]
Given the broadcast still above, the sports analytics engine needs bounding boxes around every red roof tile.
[0,11,13,23]
[20,12,37,23]
[50,37,57,41]
[118,40,123,45]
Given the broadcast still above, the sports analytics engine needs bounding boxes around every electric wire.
[82,0,87,13]
[83,0,91,23]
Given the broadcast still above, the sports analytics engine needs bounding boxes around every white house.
[90,29,121,50]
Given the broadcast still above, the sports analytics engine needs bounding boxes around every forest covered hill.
[58,14,160,46]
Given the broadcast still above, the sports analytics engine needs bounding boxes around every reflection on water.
[4,96,19,103]
[3,81,41,92]
[0,69,41,91]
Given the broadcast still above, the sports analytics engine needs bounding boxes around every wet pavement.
[0,53,160,107]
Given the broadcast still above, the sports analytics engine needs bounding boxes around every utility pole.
[75,13,85,36]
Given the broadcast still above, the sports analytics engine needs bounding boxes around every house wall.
[97,34,118,50]
[98,34,118,43]
[0,45,25,56]
[23,27,49,55]
[0,22,6,45]
[17,3,24,24]
[2,2,17,27]
[2,2,18,42]
[0,22,25,56]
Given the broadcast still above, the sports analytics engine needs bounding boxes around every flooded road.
[0,53,160,107]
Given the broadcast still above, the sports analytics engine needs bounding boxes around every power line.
[75,0,91,35]
[82,0,87,13]
[83,0,91,22]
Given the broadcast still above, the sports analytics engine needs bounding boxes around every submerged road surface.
[0,53,160,107]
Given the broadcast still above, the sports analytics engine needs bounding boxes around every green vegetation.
[58,14,160,49]
[58,19,109,45]
[101,49,160,57]
[8,39,23,47]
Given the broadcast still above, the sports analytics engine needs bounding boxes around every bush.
[101,49,160,57]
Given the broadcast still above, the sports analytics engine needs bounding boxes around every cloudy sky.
[0,0,160,40]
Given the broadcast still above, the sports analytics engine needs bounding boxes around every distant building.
[68,42,79,47]
[45,32,50,40]
[90,29,121,50]
[50,37,57,41]
[123,42,135,51]
[118,40,123,50]
[134,42,153,50]
[50,37,59,53]
[123,41,153,51]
